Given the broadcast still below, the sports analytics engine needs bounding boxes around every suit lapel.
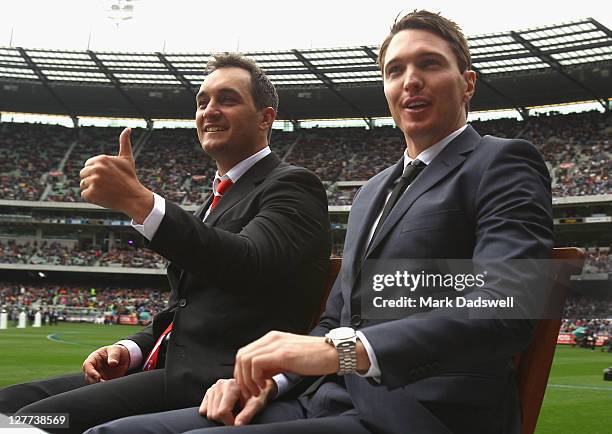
[343,159,403,292]
[364,126,480,258]
[174,197,210,294]
[195,196,213,221]
[347,159,403,267]
[205,153,281,226]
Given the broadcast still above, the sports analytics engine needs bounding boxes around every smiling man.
[0,54,331,434]
[84,10,553,434]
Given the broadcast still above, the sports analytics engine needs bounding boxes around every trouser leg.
[0,373,85,415]
[16,369,167,434]
[85,398,307,434]
[182,413,372,434]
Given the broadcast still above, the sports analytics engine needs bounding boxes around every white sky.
[1,0,611,53]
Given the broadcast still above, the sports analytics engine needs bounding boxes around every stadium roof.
[1,18,611,122]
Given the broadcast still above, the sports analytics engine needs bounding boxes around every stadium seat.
[317,248,585,434]
[310,257,342,331]
[515,247,585,434]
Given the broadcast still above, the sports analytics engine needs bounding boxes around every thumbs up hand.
[79,127,153,223]
[118,127,134,159]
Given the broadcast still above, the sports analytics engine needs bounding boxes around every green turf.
[0,323,141,386]
[0,324,611,432]
[536,345,612,434]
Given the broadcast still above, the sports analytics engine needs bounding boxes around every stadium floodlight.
[105,0,139,28]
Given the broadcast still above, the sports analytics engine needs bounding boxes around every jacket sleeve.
[146,167,330,290]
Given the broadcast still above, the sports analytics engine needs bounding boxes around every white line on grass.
[548,384,612,391]
[46,332,92,347]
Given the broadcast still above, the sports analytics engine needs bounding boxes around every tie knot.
[401,159,425,181]
[216,178,233,196]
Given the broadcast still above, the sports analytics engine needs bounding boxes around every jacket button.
[179,298,187,307]
[351,315,362,327]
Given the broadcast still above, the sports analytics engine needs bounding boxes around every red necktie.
[143,323,173,371]
[209,178,234,212]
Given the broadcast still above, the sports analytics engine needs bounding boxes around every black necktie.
[371,159,426,243]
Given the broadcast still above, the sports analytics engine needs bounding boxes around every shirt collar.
[403,124,468,169]
[212,146,271,191]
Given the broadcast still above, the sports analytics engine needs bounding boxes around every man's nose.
[203,101,221,119]
[403,68,424,93]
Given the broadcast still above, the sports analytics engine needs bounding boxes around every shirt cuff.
[355,331,381,380]
[272,374,290,399]
[131,193,165,241]
[115,339,143,371]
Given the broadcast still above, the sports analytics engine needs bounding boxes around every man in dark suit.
[84,10,553,434]
[0,54,331,433]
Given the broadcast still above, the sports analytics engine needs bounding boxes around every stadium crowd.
[327,186,360,206]
[1,111,609,205]
[0,283,168,320]
[0,240,167,268]
[98,247,167,269]
[0,122,74,201]
[1,239,609,273]
[582,246,611,273]
[2,283,608,327]
[562,296,612,320]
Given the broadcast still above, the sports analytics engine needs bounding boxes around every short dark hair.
[205,53,279,112]
[378,10,471,74]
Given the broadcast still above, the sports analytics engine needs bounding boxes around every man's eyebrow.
[384,50,448,73]
[384,57,399,71]
[419,51,445,59]
[196,88,241,101]
[217,88,241,98]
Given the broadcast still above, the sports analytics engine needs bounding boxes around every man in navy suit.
[87,10,553,434]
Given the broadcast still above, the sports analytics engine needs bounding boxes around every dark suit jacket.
[291,126,553,434]
[127,152,331,407]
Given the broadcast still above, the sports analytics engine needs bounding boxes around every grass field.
[0,323,611,433]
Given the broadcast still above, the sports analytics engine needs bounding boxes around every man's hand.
[234,331,339,397]
[199,378,276,426]
[82,344,130,384]
[79,127,153,223]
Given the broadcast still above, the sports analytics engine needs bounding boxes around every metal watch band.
[336,341,357,375]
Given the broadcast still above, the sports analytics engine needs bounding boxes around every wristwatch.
[325,327,358,375]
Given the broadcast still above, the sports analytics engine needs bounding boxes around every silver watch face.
[327,327,356,341]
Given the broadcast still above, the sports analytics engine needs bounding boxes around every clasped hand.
[200,332,337,426]
[233,331,339,397]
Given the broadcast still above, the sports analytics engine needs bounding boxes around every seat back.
[309,257,341,330]
[515,247,585,434]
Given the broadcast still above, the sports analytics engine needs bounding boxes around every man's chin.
[201,141,227,156]
[398,121,429,137]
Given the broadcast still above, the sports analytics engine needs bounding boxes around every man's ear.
[463,70,477,103]
[259,107,277,131]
